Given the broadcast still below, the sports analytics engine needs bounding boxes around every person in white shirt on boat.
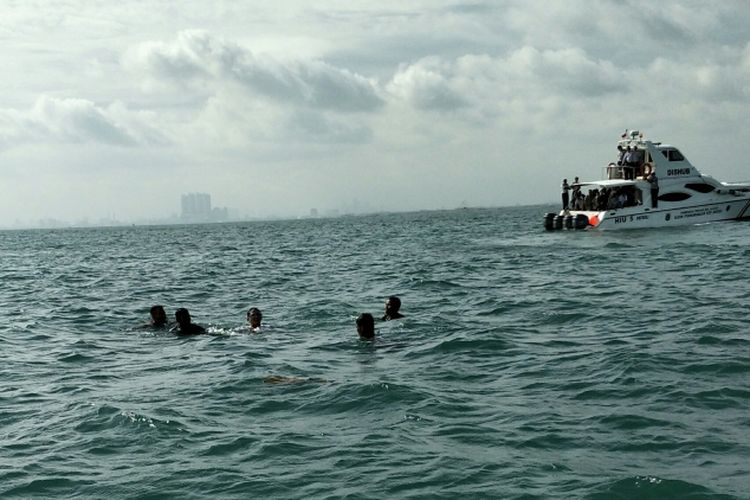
[622,147,635,180]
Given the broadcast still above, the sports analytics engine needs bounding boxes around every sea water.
[1,206,749,499]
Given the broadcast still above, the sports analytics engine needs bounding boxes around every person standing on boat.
[561,179,571,210]
[622,147,635,180]
[616,145,626,166]
[631,147,644,178]
[647,172,659,208]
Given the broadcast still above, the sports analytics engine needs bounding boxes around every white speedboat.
[545,130,750,230]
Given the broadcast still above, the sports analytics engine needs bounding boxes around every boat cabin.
[605,130,697,181]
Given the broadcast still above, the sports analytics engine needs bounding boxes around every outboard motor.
[563,214,573,229]
[553,215,563,230]
[574,214,589,230]
[543,212,556,230]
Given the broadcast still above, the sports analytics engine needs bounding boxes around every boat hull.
[564,197,750,230]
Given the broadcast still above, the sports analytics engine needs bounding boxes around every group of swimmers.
[140,305,263,335]
[139,296,405,340]
[355,296,405,340]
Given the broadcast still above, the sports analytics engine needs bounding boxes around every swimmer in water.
[171,308,206,335]
[356,313,375,340]
[246,307,262,331]
[381,296,404,321]
[149,305,168,327]
[136,305,169,330]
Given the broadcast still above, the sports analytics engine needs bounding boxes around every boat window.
[668,149,685,161]
[658,192,692,202]
[660,149,685,161]
[685,183,715,193]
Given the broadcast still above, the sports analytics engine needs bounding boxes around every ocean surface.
[1,205,749,499]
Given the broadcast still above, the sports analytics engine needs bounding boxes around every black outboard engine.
[574,213,589,230]
[543,212,556,230]
[553,214,563,230]
[563,214,573,229]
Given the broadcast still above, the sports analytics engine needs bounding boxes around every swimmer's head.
[175,308,191,325]
[385,296,401,315]
[247,307,262,328]
[150,305,167,326]
[356,313,375,340]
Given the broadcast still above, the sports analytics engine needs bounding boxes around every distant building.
[180,193,229,223]
[310,208,319,218]
[181,193,212,221]
[212,207,229,221]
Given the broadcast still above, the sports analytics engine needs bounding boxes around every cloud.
[0,96,168,149]
[286,109,372,144]
[387,56,469,111]
[180,87,373,150]
[125,30,384,112]
[387,47,627,118]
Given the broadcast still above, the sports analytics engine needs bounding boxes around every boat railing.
[606,163,623,180]
[605,163,651,181]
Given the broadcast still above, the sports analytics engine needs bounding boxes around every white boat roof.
[575,179,641,188]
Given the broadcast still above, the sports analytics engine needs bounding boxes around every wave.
[586,476,737,499]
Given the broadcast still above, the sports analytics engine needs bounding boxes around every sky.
[1,0,749,225]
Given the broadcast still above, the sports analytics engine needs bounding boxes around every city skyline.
[0,191,391,229]
[1,1,749,226]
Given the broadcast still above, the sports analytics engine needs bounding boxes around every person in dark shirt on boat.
[616,145,626,166]
[171,308,206,335]
[647,172,659,208]
[561,179,570,210]
[357,313,375,340]
[631,148,645,177]
[382,296,404,321]
[247,307,263,331]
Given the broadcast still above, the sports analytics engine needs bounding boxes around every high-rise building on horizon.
[181,193,212,221]
[180,193,229,223]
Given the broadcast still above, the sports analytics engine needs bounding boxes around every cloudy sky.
[1,0,749,225]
